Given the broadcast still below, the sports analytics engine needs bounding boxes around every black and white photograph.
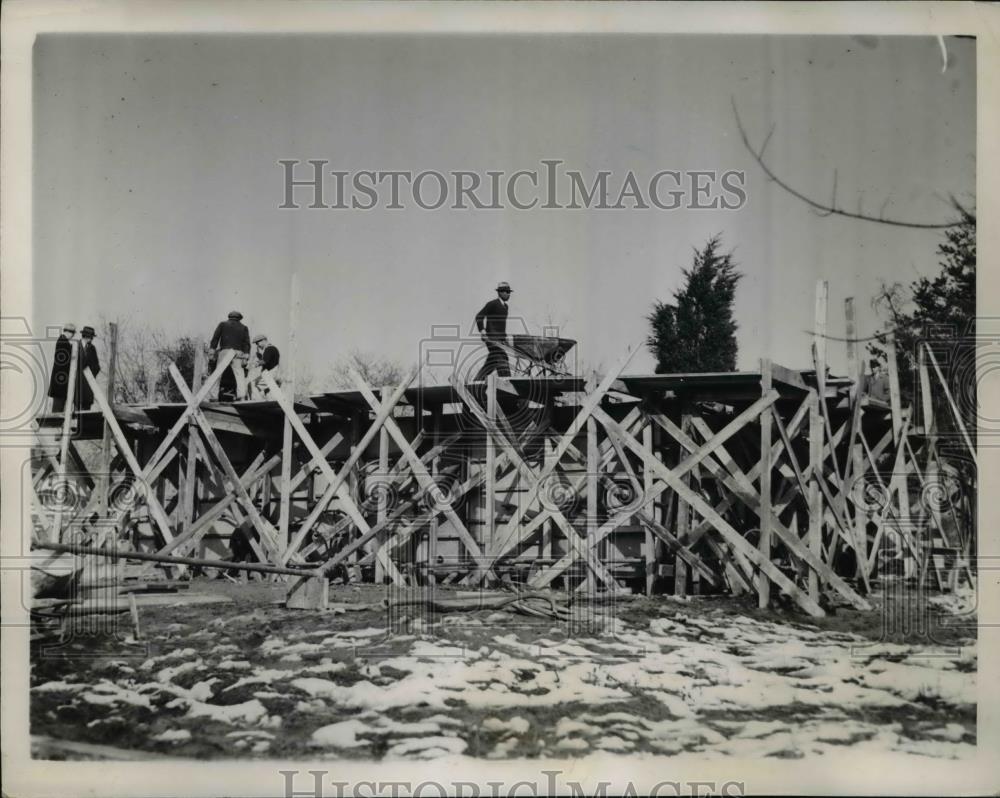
[2,2,998,796]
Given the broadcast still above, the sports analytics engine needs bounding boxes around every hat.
[252,334,266,344]
[62,322,76,333]
[228,310,243,320]
[80,325,96,338]
[496,281,513,293]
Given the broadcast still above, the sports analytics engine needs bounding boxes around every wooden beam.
[808,391,823,601]
[759,359,773,608]
[485,373,497,555]
[596,406,827,617]
[182,340,205,536]
[262,372,406,583]
[925,344,976,465]
[82,368,177,548]
[349,367,484,568]
[886,333,903,443]
[98,322,118,516]
[52,340,80,541]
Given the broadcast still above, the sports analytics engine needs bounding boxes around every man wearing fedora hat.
[210,310,251,401]
[48,322,77,413]
[76,326,101,410]
[474,281,513,381]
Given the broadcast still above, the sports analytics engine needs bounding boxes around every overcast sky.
[33,34,975,385]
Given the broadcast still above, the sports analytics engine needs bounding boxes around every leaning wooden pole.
[52,340,80,543]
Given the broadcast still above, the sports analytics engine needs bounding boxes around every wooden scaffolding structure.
[31,289,976,618]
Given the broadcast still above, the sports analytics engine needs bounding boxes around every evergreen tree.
[647,235,742,373]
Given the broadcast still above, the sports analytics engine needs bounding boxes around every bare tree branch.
[732,98,967,230]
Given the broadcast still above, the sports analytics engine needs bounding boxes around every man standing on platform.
[249,334,281,399]
[47,322,76,413]
[76,326,101,410]
[209,310,251,401]
[474,281,513,381]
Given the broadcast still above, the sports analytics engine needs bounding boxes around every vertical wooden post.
[429,406,441,586]
[674,407,691,598]
[98,322,118,516]
[845,297,859,401]
[348,412,362,578]
[808,391,823,601]
[814,281,828,383]
[540,402,555,566]
[485,373,497,555]
[182,340,204,536]
[886,334,903,443]
[586,414,599,593]
[759,358,773,609]
[52,340,79,542]
[279,418,294,552]
[280,271,299,553]
[918,345,935,435]
[375,386,391,584]
[642,421,655,596]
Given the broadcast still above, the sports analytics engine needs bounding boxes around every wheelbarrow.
[497,335,577,377]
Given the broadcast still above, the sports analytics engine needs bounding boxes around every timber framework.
[31,288,976,618]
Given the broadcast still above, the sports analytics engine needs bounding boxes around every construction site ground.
[30,579,977,761]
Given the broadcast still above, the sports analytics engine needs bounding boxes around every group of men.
[47,281,511,414]
[208,310,281,401]
[47,323,101,413]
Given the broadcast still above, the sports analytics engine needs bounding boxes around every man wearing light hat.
[48,322,77,413]
[473,281,513,381]
[209,310,251,401]
[248,334,281,399]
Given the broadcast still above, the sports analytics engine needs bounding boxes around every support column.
[376,386,391,584]
[98,322,118,517]
[808,390,823,601]
[52,340,80,543]
[759,358,773,609]
[674,407,691,598]
[182,339,204,538]
[586,414,599,593]
[643,421,655,596]
[485,373,497,555]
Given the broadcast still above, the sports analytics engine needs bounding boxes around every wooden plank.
[674,410,691,598]
[595,406,825,616]
[759,359,773,608]
[585,415,599,593]
[808,391,823,601]
[348,367,485,567]
[886,333,904,443]
[682,414,870,610]
[98,322,118,516]
[182,340,205,536]
[52,340,80,541]
[277,375,417,561]
[845,297,858,402]
[169,364,282,562]
[262,372,406,583]
[477,348,638,570]
[925,344,976,465]
[139,351,236,481]
[375,385,392,583]
[485,373,497,555]
[82,369,177,549]
[642,423,656,595]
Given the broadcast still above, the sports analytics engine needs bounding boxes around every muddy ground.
[30,580,977,761]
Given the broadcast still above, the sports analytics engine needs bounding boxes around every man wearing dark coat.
[77,326,101,410]
[47,323,76,413]
[474,281,513,381]
[210,310,251,401]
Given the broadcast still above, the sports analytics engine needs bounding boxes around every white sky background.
[32,34,975,385]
